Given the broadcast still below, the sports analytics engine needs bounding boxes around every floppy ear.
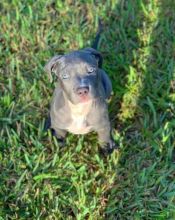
[44,55,62,82]
[83,47,103,68]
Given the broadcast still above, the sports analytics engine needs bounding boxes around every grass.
[0,0,175,219]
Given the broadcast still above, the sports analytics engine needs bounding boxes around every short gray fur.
[44,46,116,154]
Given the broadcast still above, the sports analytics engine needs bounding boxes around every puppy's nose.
[76,86,89,97]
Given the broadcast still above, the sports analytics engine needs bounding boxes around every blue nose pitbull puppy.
[44,31,116,154]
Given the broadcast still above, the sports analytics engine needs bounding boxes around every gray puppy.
[44,29,116,154]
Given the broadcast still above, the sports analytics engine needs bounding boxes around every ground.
[0,0,175,219]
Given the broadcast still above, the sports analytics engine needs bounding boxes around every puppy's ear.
[44,55,62,82]
[83,47,103,68]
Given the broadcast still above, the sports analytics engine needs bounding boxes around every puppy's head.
[44,48,103,104]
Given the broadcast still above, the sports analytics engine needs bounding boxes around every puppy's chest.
[67,101,92,134]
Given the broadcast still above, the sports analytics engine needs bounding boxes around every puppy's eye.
[88,67,96,74]
[62,73,69,79]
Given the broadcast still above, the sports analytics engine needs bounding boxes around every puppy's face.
[45,48,103,104]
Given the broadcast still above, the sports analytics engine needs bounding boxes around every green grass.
[0,0,175,219]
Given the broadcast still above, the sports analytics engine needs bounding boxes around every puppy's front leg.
[97,127,117,155]
[52,128,67,147]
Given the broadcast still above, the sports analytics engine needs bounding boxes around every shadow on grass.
[104,0,175,219]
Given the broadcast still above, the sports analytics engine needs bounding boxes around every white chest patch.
[67,100,93,134]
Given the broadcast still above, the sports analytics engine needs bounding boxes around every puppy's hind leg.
[44,115,51,131]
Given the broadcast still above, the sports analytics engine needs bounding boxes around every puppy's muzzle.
[76,86,89,97]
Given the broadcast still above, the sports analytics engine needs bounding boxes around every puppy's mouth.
[79,95,91,103]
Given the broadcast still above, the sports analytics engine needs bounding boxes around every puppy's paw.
[56,137,66,148]
[99,139,118,155]
[51,129,66,148]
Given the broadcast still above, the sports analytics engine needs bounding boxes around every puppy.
[44,26,116,154]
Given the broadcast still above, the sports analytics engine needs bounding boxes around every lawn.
[0,0,175,219]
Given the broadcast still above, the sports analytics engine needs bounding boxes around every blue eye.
[88,67,96,74]
[62,73,69,79]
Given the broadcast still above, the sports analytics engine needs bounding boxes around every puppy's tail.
[91,19,103,50]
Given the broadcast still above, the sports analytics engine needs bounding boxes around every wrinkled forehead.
[60,51,97,70]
